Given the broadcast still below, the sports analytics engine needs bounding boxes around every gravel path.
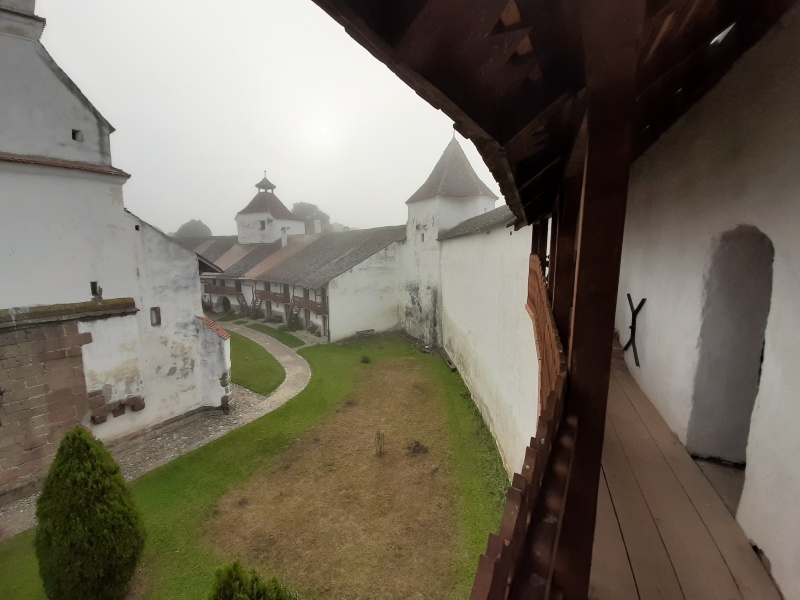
[0,326,312,541]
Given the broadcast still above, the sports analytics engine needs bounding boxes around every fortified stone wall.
[440,224,538,476]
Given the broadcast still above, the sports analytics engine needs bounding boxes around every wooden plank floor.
[589,365,780,600]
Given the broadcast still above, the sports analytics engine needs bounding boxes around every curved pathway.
[0,324,312,541]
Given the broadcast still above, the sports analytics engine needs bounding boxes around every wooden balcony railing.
[203,284,239,296]
[291,296,328,315]
[256,289,289,303]
[470,255,570,600]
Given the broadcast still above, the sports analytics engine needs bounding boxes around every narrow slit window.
[421,233,425,242]
[259,220,266,230]
[71,129,83,142]
[90,281,99,296]
[150,307,161,327]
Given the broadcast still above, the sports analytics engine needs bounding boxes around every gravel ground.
[0,326,312,541]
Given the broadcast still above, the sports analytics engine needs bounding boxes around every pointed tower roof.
[406,138,498,204]
[256,174,276,192]
[237,174,298,220]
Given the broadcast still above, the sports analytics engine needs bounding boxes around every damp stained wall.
[614,6,800,595]
[441,224,538,476]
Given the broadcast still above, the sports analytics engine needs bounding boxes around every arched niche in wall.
[215,295,231,314]
[687,225,774,464]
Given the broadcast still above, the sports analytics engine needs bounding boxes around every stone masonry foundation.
[0,321,93,503]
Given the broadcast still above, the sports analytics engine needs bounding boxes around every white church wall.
[0,163,135,309]
[615,8,800,596]
[328,243,402,342]
[0,25,109,164]
[78,314,144,412]
[122,217,223,435]
[441,225,538,477]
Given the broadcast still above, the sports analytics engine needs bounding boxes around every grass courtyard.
[227,330,285,395]
[0,337,506,599]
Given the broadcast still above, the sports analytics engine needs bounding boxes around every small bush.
[361,355,371,364]
[35,427,145,600]
[210,561,299,600]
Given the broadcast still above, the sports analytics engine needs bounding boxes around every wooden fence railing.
[470,255,570,600]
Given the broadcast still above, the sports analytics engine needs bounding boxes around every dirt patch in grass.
[207,358,461,599]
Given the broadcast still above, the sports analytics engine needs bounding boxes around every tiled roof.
[0,151,129,178]
[196,316,230,340]
[222,242,283,277]
[175,236,239,262]
[237,191,298,220]
[406,138,497,204]
[438,205,514,240]
[259,226,406,290]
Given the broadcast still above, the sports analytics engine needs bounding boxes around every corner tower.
[405,137,498,244]
[401,137,498,345]
[235,175,304,244]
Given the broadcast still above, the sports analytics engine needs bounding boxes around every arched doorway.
[215,295,231,314]
[687,225,774,464]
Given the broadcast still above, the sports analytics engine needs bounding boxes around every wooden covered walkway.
[589,363,780,600]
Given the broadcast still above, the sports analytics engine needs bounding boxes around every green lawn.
[228,331,285,396]
[214,313,240,322]
[233,319,250,325]
[0,337,505,599]
[246,323,304,348]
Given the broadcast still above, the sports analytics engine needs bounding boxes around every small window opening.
[71,129,83,142]
[267,218,274,224]
[150,307,161,327]
[134,224,140,231]
[259,220,266,230]
[421,233,425,242]
[90,281,100,297]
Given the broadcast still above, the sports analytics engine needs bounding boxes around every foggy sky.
[36,0,503,235]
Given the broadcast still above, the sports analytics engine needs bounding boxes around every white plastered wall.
[328,243,401,341]
[235,212,304,244]
[441,225,538,476]
[0,16,110,164]
[197,319,231,408]
[0,163,134,308]
[614,8,800,596]
[401,199,445,344]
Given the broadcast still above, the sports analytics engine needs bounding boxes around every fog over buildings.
[36,0,502,235]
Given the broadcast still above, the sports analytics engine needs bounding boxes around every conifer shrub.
[35,426,145,600]
[210,561,299,600]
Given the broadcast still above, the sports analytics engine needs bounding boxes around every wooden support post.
[553,2,645,598]
[548,199,561,298]
[550,116,587,346]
